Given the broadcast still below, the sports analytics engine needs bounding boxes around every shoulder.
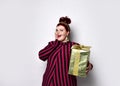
[70,41,80,46]
[48,39,58,45]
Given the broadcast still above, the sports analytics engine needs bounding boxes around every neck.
[62,39,69,42]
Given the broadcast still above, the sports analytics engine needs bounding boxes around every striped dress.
[38,39,78,86]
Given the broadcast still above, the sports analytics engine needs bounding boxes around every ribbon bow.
[71,44,91,51]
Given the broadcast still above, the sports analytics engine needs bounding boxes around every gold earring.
[65,36,69,42]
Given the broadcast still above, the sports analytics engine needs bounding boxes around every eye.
[60,29,63,31]
[56,29,58,32]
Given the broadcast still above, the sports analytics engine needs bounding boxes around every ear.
[67,31,70,36]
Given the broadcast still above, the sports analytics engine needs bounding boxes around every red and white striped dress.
[38,39,78,86]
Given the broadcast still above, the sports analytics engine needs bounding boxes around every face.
[55,25,69,42]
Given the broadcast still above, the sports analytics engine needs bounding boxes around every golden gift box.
[68,44,91,77]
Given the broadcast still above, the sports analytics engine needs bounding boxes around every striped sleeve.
[72,42,80,46]
[38,40,59,61]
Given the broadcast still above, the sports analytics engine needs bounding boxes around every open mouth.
[57,35,61,38]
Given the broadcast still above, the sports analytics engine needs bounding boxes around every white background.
[0,0,120,86]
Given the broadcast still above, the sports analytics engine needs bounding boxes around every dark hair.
[56,16,71,32]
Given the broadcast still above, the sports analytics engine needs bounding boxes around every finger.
[86,67,89,70]
[90,63,93,70]
[86,70,89,74]
[88,63,92,70]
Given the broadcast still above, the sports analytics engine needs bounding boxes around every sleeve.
[72,42,80,46]
[38,40,59,61]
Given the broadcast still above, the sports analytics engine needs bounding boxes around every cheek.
[55,33,57,38]
[55,32,58,35]
[61,32,68,36]
[60,33,67,40]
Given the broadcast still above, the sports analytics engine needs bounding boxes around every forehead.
[56,25,65,30]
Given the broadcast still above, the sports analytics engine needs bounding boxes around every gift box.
[68,44,91,77]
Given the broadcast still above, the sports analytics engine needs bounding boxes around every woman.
[38,16,93,86]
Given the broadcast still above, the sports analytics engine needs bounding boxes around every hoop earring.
[65,36,69,42]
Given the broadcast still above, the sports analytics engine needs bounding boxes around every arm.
[38,40,59,61]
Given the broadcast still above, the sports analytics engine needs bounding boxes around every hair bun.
[59,16,71,24]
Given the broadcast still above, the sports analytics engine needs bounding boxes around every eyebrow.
[56,28,64,30]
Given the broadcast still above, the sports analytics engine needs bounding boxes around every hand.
[86,62,93,74]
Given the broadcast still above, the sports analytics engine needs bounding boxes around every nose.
[55,31,60,34]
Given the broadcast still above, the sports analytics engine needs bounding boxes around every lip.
[57,35,61,38]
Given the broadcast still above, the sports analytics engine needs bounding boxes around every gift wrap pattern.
[68,44,91,77]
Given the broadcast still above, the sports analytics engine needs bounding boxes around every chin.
[57,39,64,41]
